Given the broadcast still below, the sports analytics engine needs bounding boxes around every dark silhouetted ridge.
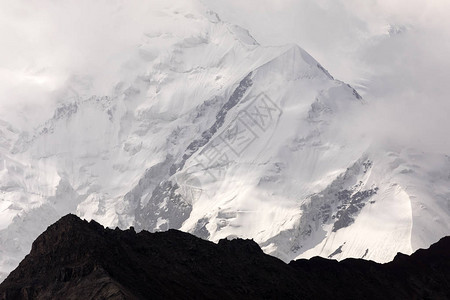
[1,214,449,299]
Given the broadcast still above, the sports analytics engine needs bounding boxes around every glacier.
[1,0,449,281]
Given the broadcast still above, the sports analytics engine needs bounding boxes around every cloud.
[0,0,449,152]
[0,0,175,126]
[204,0,450,153]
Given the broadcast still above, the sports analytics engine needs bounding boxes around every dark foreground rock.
[0,214,449,299]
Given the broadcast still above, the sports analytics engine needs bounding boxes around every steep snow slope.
[0,0,449,281]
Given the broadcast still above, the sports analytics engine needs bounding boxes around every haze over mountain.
[0,0,449,282]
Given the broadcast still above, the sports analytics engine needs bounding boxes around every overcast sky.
[0,0,449,152]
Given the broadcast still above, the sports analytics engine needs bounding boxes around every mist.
[1,0,449,152]
[0,0,179,127]
[205,0,450,153]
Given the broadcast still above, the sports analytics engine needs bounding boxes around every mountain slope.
[1,214,449,300]
[0,0,449,282]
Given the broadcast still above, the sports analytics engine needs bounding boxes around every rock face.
[1,215,449,300]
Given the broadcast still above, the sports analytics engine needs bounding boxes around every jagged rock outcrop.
[0,214,449,299]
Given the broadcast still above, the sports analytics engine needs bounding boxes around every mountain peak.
[1,0,449,286]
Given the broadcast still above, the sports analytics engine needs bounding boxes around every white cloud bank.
[205,0,450,153]
[0,0,194,126]
[0,0,449,152]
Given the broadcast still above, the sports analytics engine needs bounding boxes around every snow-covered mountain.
[1,0,449,281]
